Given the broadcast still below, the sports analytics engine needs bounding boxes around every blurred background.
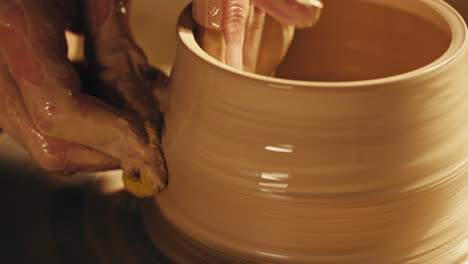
[131,0,191,73]
[445,0,468,18]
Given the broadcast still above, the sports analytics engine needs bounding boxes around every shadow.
[0,157,60,264]
[0,151,173,264]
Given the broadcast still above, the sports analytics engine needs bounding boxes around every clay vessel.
[146,0,468,263]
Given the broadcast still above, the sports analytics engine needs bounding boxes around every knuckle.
[223,2,248,34]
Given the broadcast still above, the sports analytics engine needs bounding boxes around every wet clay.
[146,1,468,263]
[277,0,451,81]
[192,0,322,72]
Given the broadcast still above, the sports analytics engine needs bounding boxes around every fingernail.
[243,5,266,73]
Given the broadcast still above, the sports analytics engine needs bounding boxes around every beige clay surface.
[149,1,468,263]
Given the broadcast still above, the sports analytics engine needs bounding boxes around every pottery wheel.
[0,134,236,264]
[1,118,468,264]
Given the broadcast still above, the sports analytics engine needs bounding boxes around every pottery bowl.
[148,0,468,263]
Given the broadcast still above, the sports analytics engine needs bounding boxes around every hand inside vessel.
[193,0,323,74]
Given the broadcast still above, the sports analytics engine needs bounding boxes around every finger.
[222,0,250,69]
[253,0,323,28]
[255,16,295,76]
[243,4,266,72]
[0,61,118,173]
[82,0,163,121]
[193,0,224,31]
[0,1,167,188]
[192,0,226,62]
[195,26,226,63]
[82,0,169,190]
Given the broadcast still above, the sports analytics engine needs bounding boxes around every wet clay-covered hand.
[0,0,167,194]
[193,0,323,74]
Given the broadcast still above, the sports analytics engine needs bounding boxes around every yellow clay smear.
[122,170,154,198]
[123,121,162,198]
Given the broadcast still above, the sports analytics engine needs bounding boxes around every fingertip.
[294,1,323,29]
[122,167,155,198]
[140,164,166,192]
[223,0,250,69]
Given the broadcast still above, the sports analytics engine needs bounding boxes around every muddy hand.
[82,0,168,196]
[0,0,167,195]
[193,0,323,73]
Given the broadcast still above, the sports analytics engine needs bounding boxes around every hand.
[0,0,167,191]
[193,0,323,72]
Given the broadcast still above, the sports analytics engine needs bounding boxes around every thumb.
[82,0,164,122]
